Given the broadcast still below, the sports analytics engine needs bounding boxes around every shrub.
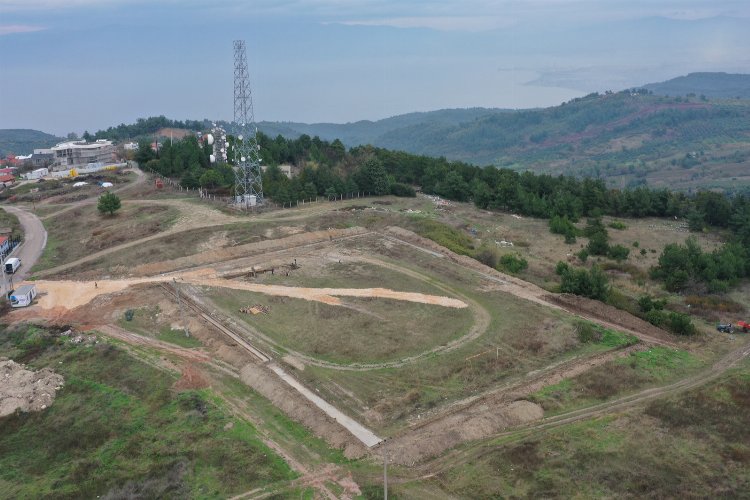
[557,262,610,301]
[390,182,416,197]
[608,221,627,230]
[474,247,500,269]
[576,249,589,262]
[587,231,610,256]
[667,312,696,336]
[97,191,122,216]
[549,215,579,243]
[576,322,602,343]
[499,253,528,273]
[607,244,630,261]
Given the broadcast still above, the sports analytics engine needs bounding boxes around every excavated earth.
[0,359,65,417]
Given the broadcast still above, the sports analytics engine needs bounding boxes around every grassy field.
[211,288,474,364]
[0,324,295,498]
[418,362,750,499]
[117,305,203,348]
[530,346,703,414]
[33,203,179,272]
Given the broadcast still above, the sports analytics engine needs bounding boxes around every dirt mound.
[0,359,65,417]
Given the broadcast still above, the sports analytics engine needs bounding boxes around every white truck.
[4,257,21,274]
[9,284,36,308]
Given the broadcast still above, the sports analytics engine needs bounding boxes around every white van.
[4,257,21,274]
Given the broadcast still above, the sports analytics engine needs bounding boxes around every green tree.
[134,138,156,165]
[354,158,390,195]
[199,170,223,189]
[97,191,121,216]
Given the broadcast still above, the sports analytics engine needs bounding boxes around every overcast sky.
[1,0,749,135]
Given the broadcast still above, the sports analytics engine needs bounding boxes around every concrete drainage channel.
[158,283,383,448]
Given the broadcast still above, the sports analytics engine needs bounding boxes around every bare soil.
[0,359,65,417]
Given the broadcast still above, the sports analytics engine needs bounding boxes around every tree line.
[135,130,750,297]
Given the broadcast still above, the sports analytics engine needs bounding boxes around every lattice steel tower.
[233,40,263,206]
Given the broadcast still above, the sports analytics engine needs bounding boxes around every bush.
[474,247,500,269]
[576,249,589,262]
[549,215,579,243]
[608,221,627,230]
[499,253,528,273]
[557,262,610,301]
[390,182,416,197]
[667,312,697,336]
[587,231,610,256]
[576,322,602,343]
[607,244,630,261]
[97,191,121,216]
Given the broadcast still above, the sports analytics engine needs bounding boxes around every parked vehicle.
[717,323,734,333]
[9,284,36,308]
[4,257,21,274]
[738,321,750,333]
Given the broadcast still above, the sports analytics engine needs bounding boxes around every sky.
[0,0,749,135]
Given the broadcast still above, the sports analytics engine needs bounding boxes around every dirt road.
[26,276,467,312]
[417,339,750,476]
[2,205,47,282]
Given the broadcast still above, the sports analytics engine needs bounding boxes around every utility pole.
[383,439,388,500]
[173,278,189,337]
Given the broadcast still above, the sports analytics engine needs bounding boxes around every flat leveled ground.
[10,180,750,498]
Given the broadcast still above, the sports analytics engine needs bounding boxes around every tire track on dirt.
[413,340,750,477]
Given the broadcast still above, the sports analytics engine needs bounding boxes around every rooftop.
[52,139,113,151]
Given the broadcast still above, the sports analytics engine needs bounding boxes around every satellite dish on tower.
[209,154,216,163]
[206,134,214,145]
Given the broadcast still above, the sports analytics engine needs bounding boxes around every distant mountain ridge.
[258,108,510,147]
[0,129,61,157]
[643,72,750,99]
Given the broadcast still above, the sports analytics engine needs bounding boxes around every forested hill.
[256,90,750,191]
[0,129,60,157]
[258,108,508,147]
[643,72,750,99]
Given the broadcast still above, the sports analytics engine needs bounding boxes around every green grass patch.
[618,347,701,380]
[411,218,475,256]
[436,366,750,498]
[117,306,203,348]
[530,347,701,414]
[0,325,294,498]
[156,327,203,348]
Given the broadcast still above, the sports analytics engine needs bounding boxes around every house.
[0,174,15,186]
[0,235,9,254]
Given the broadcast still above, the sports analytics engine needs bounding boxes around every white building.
[23,167,49,180]
[51,139,116,170]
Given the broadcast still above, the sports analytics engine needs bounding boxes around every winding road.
[2,205,47,282]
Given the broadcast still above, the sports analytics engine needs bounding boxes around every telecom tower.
[232,40,263,207]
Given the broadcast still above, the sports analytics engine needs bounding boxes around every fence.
[143,166,374,212]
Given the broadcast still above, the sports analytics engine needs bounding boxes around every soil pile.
[0,359,65,417]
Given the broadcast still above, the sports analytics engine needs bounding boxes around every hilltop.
[0,129,60,157]
[643,72,750,99]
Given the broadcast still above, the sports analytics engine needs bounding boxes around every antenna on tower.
[232,40,263,208]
